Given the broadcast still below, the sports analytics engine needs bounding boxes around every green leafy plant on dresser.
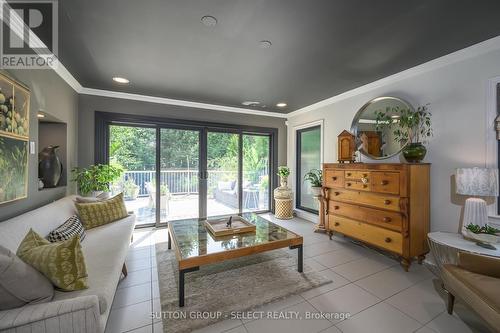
[375,104,433,162]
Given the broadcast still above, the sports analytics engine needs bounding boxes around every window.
[296,125,321,214]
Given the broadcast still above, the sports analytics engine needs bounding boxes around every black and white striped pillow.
[47,215,86,243]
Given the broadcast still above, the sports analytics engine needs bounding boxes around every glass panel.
[109,125,156,226]
[160,128,200,222]
[207,132,239,217]
[242,134,270,212]
[169,213,300,260]
[298,126,321,212]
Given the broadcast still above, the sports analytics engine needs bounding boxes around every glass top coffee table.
[167,213,303,307]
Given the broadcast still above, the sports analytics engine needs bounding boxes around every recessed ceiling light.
[276,102,287,108]
[37,113,45,118]
[201,15,217,27]
[242,101,260,106]
[112,77,129,84]
[259,40,272,49]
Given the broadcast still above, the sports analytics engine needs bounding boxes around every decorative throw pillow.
[17,229,88,291]
[75,192,128,229]
[47,215,86,243]
[0,245,54,310]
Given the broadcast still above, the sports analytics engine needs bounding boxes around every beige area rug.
[155,241,332,333]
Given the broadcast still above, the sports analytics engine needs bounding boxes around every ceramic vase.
[38,145,63,188]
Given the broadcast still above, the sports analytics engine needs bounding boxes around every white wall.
[287,40,500,232]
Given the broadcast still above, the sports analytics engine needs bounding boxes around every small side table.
[427,231,500,276]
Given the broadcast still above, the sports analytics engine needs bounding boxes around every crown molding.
[80,87,288,118]
[287,35,500,118]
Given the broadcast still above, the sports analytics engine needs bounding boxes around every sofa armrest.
[0,295,101,333]
[458,251,500,278]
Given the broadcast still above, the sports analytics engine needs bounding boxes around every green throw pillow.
[17,229,88,291]
[75,192,128,229]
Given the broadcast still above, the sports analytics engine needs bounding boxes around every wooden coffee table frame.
[167,222,303,307]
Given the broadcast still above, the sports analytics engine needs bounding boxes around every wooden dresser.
[320,163,430,271]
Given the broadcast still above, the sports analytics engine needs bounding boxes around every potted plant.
[122,178,140,200]
[159,184,171,209]
[463,223,500,245]
[72,164,123,197]
[375,104,432,162]
[304,169,322,197]
[277,166,290,188]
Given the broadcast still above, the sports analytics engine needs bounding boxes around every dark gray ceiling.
[59,0,500,113]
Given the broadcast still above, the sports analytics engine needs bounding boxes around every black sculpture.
[226,216,232,228]
[39,145,63,188]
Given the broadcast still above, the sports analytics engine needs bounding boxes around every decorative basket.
[275,198,293,220]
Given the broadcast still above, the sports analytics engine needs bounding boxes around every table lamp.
[455,167,499,227]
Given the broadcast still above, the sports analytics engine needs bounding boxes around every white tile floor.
[104,214,492,333]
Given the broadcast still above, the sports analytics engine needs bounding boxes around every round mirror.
[351,96,414,160]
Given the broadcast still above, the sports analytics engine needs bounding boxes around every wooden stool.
[275,198,293,219]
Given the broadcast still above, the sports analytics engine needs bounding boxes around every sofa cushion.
[17,229,88,291]
[0,245,53,310]
[0,196,78,253]
[75,193,128,229]
[52,214,136,316]
[47,215,86,243]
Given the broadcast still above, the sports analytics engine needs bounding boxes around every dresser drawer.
[344,180,370,191]
[371,172,400,195]
[324,169,344,188]
[329,201,402,232]
[344,170,370,181]
[328,215,403,254]
[328,188,402,212]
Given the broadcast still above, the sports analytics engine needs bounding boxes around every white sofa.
[0,196,136,333]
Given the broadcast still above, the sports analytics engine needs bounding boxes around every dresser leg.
[417,255,425,264]
[400,258,410,272]
[328,231,333,240]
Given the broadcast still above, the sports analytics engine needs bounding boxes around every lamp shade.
[455,168,499,197]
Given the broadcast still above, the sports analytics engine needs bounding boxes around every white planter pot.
[310,186,322,197]
[462,228,500,244]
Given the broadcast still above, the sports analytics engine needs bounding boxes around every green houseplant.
[375,104,432,162]
[277,166,290,188]
[72,164,123,196]
[304,169,322,197]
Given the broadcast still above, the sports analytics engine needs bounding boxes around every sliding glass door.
[207,131,240,217]
[159,128,200,223]
[102,113,275,227]
[109,125,157,226]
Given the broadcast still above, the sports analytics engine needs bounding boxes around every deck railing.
[120,169,267,196]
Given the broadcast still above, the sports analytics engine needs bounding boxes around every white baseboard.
[294,209,318,223]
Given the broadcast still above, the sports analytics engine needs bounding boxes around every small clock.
[337,130,355,163]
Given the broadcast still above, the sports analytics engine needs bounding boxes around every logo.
[0,0,58,69]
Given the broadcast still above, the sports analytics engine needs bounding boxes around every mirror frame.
[350,96,414,160]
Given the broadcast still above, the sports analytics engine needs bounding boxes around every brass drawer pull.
[385,237,392,243]
[346,172,352,176]
[334,206,340,210]
[384,199,391,205]
[383,217,392,223]
[346,182,352,187]
[334,222,340,226]
[332,176,337,180]
[380,180,389,185]
[334,192,340,196]
[362,184,368,188]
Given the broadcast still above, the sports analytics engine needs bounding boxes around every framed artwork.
[0,72,30,205]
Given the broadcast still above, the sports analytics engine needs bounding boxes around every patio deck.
[125,195,239,225]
